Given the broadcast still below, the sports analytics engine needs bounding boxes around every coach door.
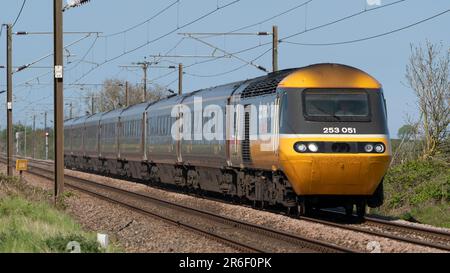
[176,106,183,163]
[142,112,147,161]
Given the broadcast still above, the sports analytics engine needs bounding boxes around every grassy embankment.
[374,140,450,228]
[0,174,118,253]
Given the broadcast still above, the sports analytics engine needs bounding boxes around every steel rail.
[18,159,355,253]
[6,156,449,252]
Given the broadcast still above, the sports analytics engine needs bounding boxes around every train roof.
[64,118,75,127]
[181,80,246,103]
[146,94,184,112]
[278,63,381,89]
[120,102,152,118]
[85,112,104,124]
[69,116,90,127]
[63,63,381,123]
[101,108,123,121]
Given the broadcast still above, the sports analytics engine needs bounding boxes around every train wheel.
[356,201,367,219]
[344,204,354,217]
[297,201,309,217]
[287,206,292,215]
[296,204,303,217]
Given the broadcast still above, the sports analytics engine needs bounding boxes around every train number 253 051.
[323,127,357,134]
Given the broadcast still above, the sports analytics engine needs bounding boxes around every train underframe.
[64,154,384,218]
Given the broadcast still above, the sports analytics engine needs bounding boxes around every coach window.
[166,116,170,135]
[129,121,132,137]
[157,117,161,136]
[136,121,140,137]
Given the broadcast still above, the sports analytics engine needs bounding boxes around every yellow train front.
[275,64,391,216]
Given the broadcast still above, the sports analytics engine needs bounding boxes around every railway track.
[5,158,355,253]
[364,216,450,250]
[2,156,449,252]
[297,210,450,252]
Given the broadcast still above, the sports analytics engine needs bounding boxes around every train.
[64,63,391,218]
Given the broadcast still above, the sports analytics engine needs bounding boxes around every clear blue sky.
[0,0,449,137]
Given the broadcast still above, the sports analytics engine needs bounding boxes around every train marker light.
[375,144,385,153]
[364,144,374,153]
[294,143,308,153]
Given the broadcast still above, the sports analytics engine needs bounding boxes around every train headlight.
[375,144,385,153]
[364,144,374,153]
[308,143,319,153]
[294,143,308,153]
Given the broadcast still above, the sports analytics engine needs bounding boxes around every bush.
[45,234,102,253]
[381,158,449,216]
[0,196,110,253]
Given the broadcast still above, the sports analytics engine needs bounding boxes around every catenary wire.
[282,9,450,46]
[70,0,242,85]
[12,0,27,27]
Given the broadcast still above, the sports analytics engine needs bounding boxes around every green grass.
[0,195,111,253]
[402,204,450,228]
[376,159,450,228]
[0,175,120,253]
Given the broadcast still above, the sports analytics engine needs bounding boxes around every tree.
[398,124,416,141]
[0,124,54,160]
[406,41,450,158]
[85,79,171,114]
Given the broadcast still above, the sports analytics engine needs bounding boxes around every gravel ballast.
[2,162,448,253]
[64,168,447,253]
[0,164,237,253]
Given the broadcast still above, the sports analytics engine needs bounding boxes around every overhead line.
[12,34,96,88]
[66,34,99,72]
[77,0,310,85]
[70,0,242,84]
[163,77,179,89]
[185,47,272,78]
[281,0,407,41]
[186,35,268,72]
[102,0,179,38]
[229,0,314,33]
[14,34,92,74]
[160,0,407,72]
[183,42,272,69]
[282,9,450,46]
[184,0,407,65]
[163,0,401,73]
[12,0,27,27]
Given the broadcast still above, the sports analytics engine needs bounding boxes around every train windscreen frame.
[302,89,372,122]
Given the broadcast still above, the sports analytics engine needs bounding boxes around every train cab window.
[303,89,371,122]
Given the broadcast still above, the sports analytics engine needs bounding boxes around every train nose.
[279,137,391,196]
[281,155,390,195]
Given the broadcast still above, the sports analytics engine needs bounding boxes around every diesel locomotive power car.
[64,63,391,217]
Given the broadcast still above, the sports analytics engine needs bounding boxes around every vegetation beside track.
[375,42,449,228]
[375,152,450,228]
[0,174,119,253]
